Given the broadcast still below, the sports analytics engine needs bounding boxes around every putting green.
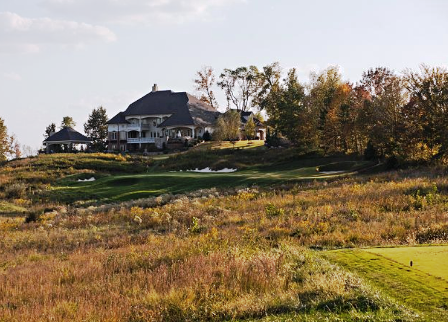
[367,245,448,281]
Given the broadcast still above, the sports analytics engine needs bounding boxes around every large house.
[107,85,220,152]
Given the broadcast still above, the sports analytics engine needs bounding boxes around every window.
[111,132,117,140]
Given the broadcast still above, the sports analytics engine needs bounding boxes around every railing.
[127,138,156,144]
[126,124,141,131]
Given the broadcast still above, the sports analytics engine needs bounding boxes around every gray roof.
[107,112,129,125]
[44,127,91,143]
[110,90,220,128]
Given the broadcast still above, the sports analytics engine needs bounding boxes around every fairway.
[367,245,448,281]
[53,160,371,203]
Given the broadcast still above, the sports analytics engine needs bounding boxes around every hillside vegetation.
[1,148,448,321]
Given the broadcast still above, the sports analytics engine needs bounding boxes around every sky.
[1,0,447,152]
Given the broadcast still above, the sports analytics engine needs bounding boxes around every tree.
[403,65,448,159]
[271,69,311,147]
[9,134,21,159]
[61,116,76,129]
[307,66,343,152]
[359,67,407,158]
[244,116,256,140]
[255,62,282,112]
[84,106,108,151]
[0,118,12,161]
[218,66,262,111]
[213,110,241,141]
[44,123,56,139]
[194,66,218,108]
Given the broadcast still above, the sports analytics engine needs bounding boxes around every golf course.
[1,143,448,321]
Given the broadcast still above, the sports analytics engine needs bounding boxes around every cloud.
[39,0,245,25]
[0,12,116,54]
[2,72,22,81]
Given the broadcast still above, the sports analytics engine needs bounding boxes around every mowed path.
[324,247,448,322]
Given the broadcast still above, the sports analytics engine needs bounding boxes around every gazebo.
[43,127,92,153]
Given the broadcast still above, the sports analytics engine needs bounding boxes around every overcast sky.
[1,0,447,151]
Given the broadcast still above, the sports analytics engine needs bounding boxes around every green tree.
[244,116,256,140]
[44,123,56,139]
[84,106,108,151]
[255,62,282,112]
[213,110,241,141]
[0,118,12,161]
[61,116,76,129]
[274,69,312,147]
[194,66,218,108]
[218,66,262,111]
[359,67,407,158]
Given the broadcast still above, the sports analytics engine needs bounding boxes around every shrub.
[4,182,27,199]
[265,203,285,217]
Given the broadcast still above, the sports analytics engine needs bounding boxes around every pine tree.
[84,107,108,151]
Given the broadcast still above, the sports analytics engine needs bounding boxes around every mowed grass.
[53,160,372,203]
[367,245,448,281]
[324,248,448,321]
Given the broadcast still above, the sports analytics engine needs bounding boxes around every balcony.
[127,138,156,144]
[127,124,141,131]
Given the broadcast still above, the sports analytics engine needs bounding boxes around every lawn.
[367,245,448,281]
[324,247,448,321]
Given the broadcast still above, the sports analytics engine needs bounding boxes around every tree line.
[194,63,448,164]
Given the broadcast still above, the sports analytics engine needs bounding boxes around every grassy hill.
[0,145,447,321]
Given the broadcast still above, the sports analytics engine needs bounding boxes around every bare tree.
[194,66,218,108]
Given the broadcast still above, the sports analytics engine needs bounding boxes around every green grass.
[324,248,448,321]
[0,201,27,215]
[367,245,448,281]
[51,160,374,203]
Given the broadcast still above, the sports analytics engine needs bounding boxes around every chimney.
[152,84,158,92]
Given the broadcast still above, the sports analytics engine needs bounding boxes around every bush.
[202,131,212,141]
[265,203,285,217]
[4,182,27,199]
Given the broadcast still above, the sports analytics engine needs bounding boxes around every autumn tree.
[194,66,218,108]
[9,134,21,159]
[403,65,448,160]
[0,117,11,161]
[218,66,262,111]
[307,66,343,152]
[84,106,108,151]
[61,116,76,129]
